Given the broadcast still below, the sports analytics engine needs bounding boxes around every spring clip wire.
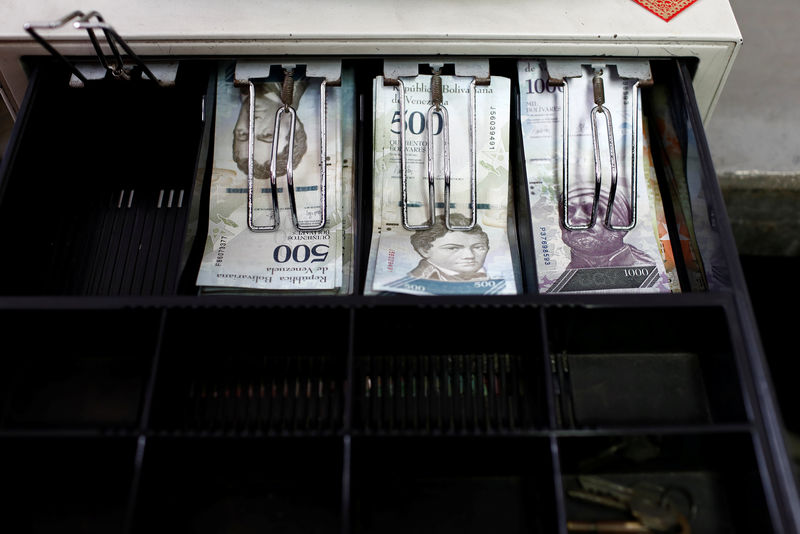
[247,68,328,232]
[24,10,158,84]
[607,78,641,231]
[399,67,478,231]
[398,74,435,231]
[73,12,128,80]
[426,70,450,230]
[549,67,641,231]
[589,70,615,230]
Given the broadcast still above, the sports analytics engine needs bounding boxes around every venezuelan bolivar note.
[366,74,520,296]
[650,85,707,291]
[518,60,677,293]
[197,62,352,293]
[651,84,729,291]
[642,118,681,293]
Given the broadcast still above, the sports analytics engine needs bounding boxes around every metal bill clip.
[383,59,490,231]
[545,59,653,231]
[24,11,173,87]
[235,61,341,232]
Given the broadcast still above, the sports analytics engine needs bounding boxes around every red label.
[631,0,698,21]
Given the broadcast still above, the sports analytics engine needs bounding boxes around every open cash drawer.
[0,54,796,534]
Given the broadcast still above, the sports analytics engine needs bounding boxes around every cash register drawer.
[0,55,795,534]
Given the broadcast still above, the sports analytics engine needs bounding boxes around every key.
[568,476,691,534]
[567,521,650,532]
[568,475,636,511]
[567,518,690,534]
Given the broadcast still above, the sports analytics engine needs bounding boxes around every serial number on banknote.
[489,106,497,149]
[539,227,551,266]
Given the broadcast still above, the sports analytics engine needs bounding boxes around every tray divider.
[342,307,357,533]
[539,307,558,430]
[550,434,568,534]
[122,434,146,534]
[342,434,352,534]
[122,307,168,534]
[138,309,169,432]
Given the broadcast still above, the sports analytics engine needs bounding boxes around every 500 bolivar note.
[197,63,353,293]
[366,74,520,296]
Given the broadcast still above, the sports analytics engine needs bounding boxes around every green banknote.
[366,74,520,296]
[518,60,678,293]
[197,63,354,293]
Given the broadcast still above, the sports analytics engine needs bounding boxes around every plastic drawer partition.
[0,57,796,534]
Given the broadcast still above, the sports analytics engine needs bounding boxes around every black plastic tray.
[0,57,796,534]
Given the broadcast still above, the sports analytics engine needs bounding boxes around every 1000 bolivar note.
[366,75,520,296]
[518,60,678,293]
[196,63,353,293]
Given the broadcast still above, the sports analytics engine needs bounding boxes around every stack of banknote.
[196,63,355,294]
[650,84,729,291]
[518,60,680,293]
[195,60,712,296]
[364,74,521,295]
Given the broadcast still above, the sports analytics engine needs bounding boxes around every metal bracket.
[544,59,652,231]
[24,10,173,86]
[383,59,487,231]
[68,61,179,88]
[234,60,341,232]
[235,59,342,86]
[383,58,490,86]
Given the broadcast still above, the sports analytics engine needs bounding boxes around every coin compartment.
[0,309,160,429]
[546,305,747,428]
[351,436,557,534]
[132,437,343,533]
[353,304,549,432]
[556,433,773,533]
[147,307,350,434]
[0,437,137,532]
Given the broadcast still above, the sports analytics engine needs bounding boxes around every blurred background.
[704,0,800,454]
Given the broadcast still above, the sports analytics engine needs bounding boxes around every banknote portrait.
[232,80,309,181]
[561,187,654,269]
[409,214,490,281]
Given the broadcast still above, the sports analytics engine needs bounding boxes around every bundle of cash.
[518,60,679,293]
[642,117,679,290]
[650,85,728,291]
[365,74,521,296]
[196,63,354,294]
